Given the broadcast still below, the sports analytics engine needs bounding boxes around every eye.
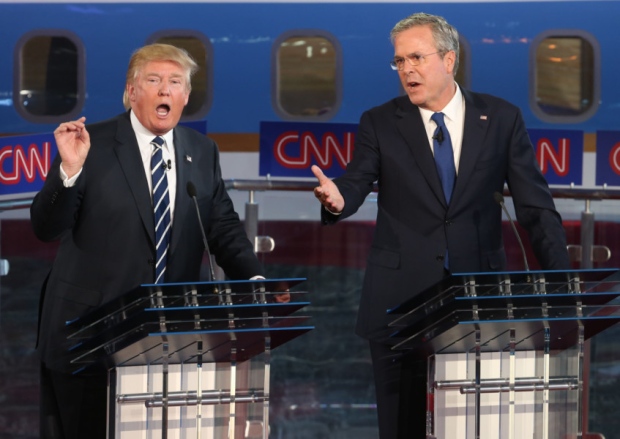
[394,57,404,66]
[410,54,422,62]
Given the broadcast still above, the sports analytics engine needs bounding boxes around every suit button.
[445,220,452,225]
[436,255,445,262]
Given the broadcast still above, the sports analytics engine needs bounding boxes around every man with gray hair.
[312,12,568,438]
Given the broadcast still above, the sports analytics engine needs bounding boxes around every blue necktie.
[431,112,456,204]
[151,136,171,284]
[431,112,455,270]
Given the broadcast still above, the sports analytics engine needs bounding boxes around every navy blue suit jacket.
[31,112,263,370]
[322,89,570,340]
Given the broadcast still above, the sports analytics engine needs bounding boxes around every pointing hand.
[311,165,344,214]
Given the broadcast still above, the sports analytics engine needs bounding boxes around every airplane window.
[149,32,212,120]
[531,31,600,122]
[15,31,84,122]
[273,31,342,120]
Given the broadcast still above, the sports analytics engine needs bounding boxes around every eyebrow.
[144,72,185,81]
[393,52,422,60]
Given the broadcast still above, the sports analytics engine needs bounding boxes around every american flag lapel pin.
[186,154,192,163]
[480,115,488,120]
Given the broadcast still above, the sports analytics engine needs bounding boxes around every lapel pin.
[186,155,192,163]
[480,115,488,120]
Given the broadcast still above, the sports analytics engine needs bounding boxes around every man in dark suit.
[312,12,570,439]
[31,44,264,439]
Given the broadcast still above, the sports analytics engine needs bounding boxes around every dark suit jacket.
[322,89,570,341]
[31,112,263,371]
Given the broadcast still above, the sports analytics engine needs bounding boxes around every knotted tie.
[431,112,456,204]
[151,136,171,284]
[431,112,456,270]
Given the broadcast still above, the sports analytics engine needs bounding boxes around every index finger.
[55,117,87,134]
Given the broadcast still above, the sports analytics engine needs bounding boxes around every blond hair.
[122,43,198,109]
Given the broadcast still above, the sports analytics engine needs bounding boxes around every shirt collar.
[129,110,174,148]
[419,82,464,124]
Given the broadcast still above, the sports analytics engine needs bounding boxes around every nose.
[158,83,170,96]
[403,58,418,73]
[403,65,416,76]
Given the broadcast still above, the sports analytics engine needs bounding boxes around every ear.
[183,90,190,107]
[126,83,136,102]
[444,50,456,74]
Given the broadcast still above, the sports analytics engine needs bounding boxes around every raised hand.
[311,165,344,214]
[53,116,90,178]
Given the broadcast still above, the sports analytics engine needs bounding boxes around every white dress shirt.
[418,83,465,174]
[130,111,177,222]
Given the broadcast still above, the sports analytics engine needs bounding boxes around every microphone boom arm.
[187,181,219,287]
[494,192,531,275]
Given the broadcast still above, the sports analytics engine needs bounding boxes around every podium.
[65,278,313,439]
[387,269,620,439]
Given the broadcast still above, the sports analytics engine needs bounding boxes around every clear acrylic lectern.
[65,278,313,439]
[387,269,620,439]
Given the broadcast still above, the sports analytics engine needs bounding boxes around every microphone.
[162,160,172,171]
[432,127,444,143]
[187,181,218,287]
[494,192,530,277]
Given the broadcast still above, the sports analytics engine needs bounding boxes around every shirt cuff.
[326,207,342,215]
[60,164,83,188]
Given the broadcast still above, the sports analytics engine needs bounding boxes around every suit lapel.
[169,128,192,255]
[395,98,447,207]
[450,89,490,206]
[114,113,156,245]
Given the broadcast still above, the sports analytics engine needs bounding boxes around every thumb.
[311,165,329,185]
[78,125,90,144]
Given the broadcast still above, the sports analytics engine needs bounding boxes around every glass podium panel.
[388,269,620,439]
[66,278,312,439]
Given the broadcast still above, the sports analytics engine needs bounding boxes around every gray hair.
[390,12,460,76]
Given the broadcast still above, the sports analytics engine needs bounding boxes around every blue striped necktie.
[151,136,171,284]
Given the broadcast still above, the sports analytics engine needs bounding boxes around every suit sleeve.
[30,153,83,242]
[322,110,381,224]
[506,108,570,270]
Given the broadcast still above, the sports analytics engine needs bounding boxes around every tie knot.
[431,112,445,127]
[152,136,165,149]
